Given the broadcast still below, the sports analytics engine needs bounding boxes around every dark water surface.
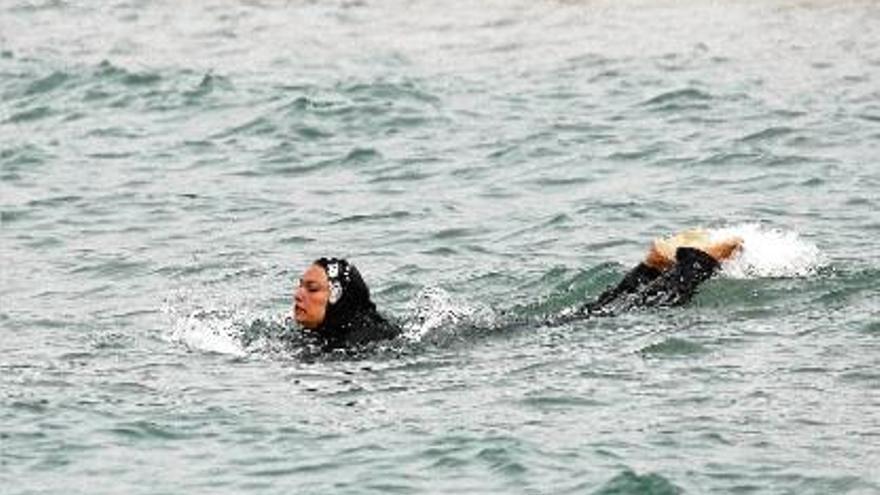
[2,1,879,493]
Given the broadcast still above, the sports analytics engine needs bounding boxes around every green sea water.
[2,1,879,493]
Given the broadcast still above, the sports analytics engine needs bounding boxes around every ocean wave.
[402,286,497,344]
[593,469,682,495]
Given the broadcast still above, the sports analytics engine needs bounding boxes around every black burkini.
[578,246,720,317]
[309,258,401,351]
[308,248,720,351]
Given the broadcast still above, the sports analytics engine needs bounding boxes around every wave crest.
[402,286,497,343]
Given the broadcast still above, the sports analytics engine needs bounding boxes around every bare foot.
[645,239,676,271]
[646,229,710,271]
[704,237,744,262]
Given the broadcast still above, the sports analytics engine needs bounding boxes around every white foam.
[708,223,825,278]
[166,308,249,357]
[161,290,249,356]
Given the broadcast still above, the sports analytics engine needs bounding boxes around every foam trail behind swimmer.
[403,286,496,342]
[709,224,825,278]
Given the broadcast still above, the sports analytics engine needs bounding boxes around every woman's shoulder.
[316,309,400,352]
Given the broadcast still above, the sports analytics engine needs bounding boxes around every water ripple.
[592,470,682,495]
[642,88,712,107]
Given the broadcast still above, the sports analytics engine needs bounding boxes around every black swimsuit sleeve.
[633,247,720,308]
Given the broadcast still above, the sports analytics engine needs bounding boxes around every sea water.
[2,1,879,494]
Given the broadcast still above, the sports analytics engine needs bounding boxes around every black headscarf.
[312,257,376,335]
[306,258,400,351]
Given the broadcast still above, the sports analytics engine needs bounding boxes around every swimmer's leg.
[635,247,720,308]
[582,262,663,314]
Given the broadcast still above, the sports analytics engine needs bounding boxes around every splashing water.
[709,224,825,278]
[167,308,249,357]
[161,289,250,356]
[403,287,497,342]
[161,285,498,355]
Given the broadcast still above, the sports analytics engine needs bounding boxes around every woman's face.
[293,264,330,329]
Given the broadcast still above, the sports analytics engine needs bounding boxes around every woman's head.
[293,258,374,331]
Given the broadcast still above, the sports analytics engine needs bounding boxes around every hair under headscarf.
[312,257,376,334]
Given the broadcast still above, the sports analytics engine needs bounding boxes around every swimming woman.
[292,230,743,350]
